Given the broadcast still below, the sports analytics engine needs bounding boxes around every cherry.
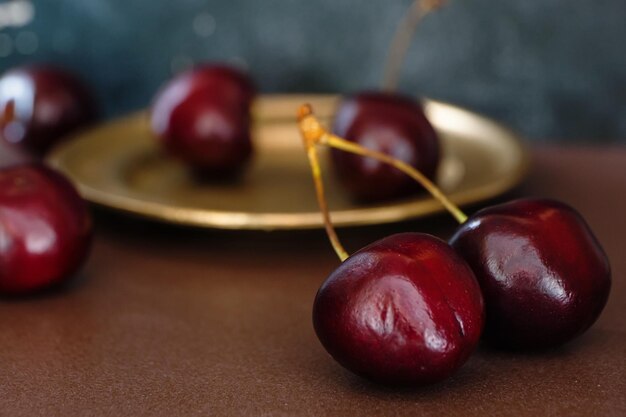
[449,198,611,349]
[299,105,483,385]
[0,65,97,156]
[150,65,256,175]
[331,91,440,201]
[0,163,92,295]
[155,94,252,175]
[313,233,484,384]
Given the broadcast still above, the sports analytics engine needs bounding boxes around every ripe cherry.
[299,105,484,385]
[314,233,484,384]
[0,163,92,295]
[331,91,440,201]
[150,65,256,175]
[0,65,97,156]
[449,198,611,349]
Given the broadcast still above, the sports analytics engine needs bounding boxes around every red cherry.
[157,93,252,174]
[151,65,256,174]
[0,163,92,295]
[331,92,440,201]
[449,198,611,349]
[313,233,484,385]
[0,65,97,156]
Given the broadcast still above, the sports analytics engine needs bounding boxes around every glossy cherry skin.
[331,92,440,202]
[449,198,611,349]
[0,66,97,156]
[151,65,256,174]
[155,93,252,174]
[0,164,92,295]
[313,233,484,385]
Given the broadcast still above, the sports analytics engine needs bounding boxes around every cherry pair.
[298,105,611,386]
[150,65,444,197]
[0,68,94,295]
[0,62,256,177]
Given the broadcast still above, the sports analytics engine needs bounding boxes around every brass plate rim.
[47,94,531,231]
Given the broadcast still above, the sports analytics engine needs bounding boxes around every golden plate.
[48,94,530,230]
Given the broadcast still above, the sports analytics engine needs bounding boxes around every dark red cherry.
[313,233,484,385]
[0,163,92,295]
[449,198,611,349]
[156,93,252,174]
[331,92,440,201]
[151,65,256,174]
[0,65,97,156]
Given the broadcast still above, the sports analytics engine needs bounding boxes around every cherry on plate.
[150,65,256,175]
[331,92,440,202]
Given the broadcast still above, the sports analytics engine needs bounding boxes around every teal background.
[1,0,625,141]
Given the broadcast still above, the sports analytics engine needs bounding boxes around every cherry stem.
[0,100,15,140]
[297,104,467,260]
[298,105,350,262]
[382,0,446,91]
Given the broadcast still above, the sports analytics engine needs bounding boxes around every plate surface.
[48,94,530,230]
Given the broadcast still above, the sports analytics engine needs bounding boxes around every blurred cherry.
[449,198,611,349]
[0,163,92,295]
[150,65,256,175]
[0,65,97,156]
[331,92,440,201]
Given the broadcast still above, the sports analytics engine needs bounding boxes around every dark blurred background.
[0,0,625,142]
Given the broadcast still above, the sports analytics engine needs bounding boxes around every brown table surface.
[0,146,625,416]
